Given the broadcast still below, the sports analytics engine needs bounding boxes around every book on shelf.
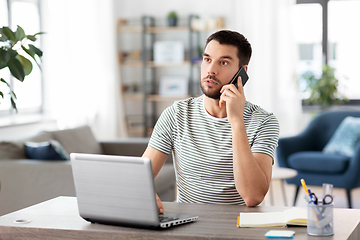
[237,208,307,228]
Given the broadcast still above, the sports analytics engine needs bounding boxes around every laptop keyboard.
[159,214,179,223]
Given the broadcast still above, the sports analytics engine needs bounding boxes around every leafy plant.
[0,25,43,112]
[167,11,178,27]
[300,65,346,109]
[167,11,178,19]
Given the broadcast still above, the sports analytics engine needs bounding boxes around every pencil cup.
[307,203,334,236]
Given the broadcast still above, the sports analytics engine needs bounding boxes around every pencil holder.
[307,202,334,236]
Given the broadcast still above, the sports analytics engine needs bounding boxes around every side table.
[269,167,298,206]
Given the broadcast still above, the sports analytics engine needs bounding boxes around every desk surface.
[0,196,359,240]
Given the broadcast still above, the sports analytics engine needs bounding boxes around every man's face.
[200,40,240,99]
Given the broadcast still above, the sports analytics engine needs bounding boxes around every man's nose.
[207,63,218,75]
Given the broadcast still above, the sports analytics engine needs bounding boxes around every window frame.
[297,0,360,104]
[296,0,329,64]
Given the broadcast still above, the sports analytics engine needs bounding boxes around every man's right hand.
[156,194,164,214]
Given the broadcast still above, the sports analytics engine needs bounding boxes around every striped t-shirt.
[149,95,280,205]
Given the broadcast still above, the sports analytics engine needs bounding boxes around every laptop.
[70,153,198,228]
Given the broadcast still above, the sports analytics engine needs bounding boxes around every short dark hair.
[205,30,252,67]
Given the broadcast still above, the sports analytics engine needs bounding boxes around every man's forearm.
[231,121,271,207]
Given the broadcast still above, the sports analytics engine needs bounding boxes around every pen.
[308,189,317,204]
[301,179,309,195]
[305,195,320,207]
[305,194,322,221]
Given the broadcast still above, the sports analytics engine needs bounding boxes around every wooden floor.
[264,179,360,209]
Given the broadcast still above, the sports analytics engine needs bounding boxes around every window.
[0,0,43,115]
[328,1,360,100]
[294,0,360,101]
[292,3,323,99]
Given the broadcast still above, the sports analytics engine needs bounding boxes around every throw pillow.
[49,126,102,155]
[25,140,70,160]
[323,116,360,157]
[0,141,27,159]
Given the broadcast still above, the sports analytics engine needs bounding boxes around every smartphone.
[229,67,249,88]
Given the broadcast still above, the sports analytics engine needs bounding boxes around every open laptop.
[70,153,198,228]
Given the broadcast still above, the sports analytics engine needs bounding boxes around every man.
[142,30,280,213]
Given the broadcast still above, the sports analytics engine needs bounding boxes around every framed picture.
[154,41,184,63]
[159,76,189,97]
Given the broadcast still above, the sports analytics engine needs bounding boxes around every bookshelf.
[117,15,223,137]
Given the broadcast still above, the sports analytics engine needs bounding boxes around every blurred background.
[1,0,359,140]
[1,0,360,211]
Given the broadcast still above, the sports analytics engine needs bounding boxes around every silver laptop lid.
[70,153,160,227]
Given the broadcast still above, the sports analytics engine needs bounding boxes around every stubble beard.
[200,75,222,100]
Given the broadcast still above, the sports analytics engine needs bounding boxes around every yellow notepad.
[237,208,307,228]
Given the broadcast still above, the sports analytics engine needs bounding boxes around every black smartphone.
[229,67,249,88]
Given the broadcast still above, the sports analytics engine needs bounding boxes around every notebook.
[237,208,307,228]
[70,153,198,228]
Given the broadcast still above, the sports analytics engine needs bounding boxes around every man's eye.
[203,58,211,62]
[221,61,228,65]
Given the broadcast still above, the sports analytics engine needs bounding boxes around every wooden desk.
[0,196,359,240]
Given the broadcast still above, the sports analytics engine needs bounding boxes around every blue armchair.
[276,110,360,208]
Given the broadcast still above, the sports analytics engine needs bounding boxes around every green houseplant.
[167,11,178,27]
[300,65,346,109]
[0,25,43,112]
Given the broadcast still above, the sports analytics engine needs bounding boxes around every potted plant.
[0,25,43,112]
[167,11,178,27]
[300,65,346,109]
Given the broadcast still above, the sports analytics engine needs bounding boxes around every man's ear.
[243,65,248,72]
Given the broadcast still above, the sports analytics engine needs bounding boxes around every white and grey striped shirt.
[149,95,280,205]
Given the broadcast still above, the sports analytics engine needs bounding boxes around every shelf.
[126,126,154,137]
[117,19,142,33]
[120,60,200,67]
[120,61,142,67]
[118,25,221,34]
[117,16,224,34]
[118,26,192,34]
[118,26,142,33]
[123,93,194,102]
[147,95,191,102]
[118,26,194,34]
[147,61,191,67]
[123,93,143,100]
[146,26,191,33]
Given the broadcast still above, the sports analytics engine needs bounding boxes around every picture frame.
[154,41,184,63]
[159,76,189,97]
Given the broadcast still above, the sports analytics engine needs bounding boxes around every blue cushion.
[323,116,360,157]
[25,140,70,160]
[288,151,349,174]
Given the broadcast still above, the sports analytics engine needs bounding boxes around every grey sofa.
[0,125,175,216]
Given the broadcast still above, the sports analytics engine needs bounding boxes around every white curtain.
[41,0,127,139]
[234,0,303,137]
